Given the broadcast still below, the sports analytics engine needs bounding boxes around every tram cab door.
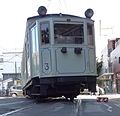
[40,22,50,45]
[39,21,52,75]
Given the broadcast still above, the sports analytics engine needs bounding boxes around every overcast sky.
[0,0,120,57]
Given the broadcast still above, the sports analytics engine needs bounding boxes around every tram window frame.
[26,37,30,78]
[40,22,50,44]
[54,23,84,44]
[87,23,94,45]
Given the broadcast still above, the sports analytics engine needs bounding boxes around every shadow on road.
[34,97,77,104]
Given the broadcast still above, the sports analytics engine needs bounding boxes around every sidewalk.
[77,94,120,100]
[0,97,12,99]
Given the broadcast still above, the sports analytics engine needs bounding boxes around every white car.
[80,89,91,95]
[9,86,23,97]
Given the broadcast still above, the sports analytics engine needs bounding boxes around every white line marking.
[53,106,64,112]
[0,105,32,116]
[77,99,83,116]
[103,103,112,112]
[114,104,120,108]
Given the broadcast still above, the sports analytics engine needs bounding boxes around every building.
[2,73,21,88]
[101,47,109,74]
[98,39,116,93]
[0,50,22,94]
[111,38,120,93]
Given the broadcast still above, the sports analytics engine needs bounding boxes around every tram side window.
[87,23,94,45]
[40,22,50,44]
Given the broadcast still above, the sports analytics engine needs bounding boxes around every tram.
[21,6,97,100]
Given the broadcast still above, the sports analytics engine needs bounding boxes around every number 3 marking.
[44,63,49,70]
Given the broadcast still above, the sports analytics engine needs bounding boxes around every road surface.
[0,95,120,116]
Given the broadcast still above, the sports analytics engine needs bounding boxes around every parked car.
[80,89,91,95]
[9,86,23,97]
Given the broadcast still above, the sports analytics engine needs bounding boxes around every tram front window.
[40,22,50,44]
[54,23,84,44]
[87,23,94,45]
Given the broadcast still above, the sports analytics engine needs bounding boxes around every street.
[0,97,33,116]
[0,95,120,116]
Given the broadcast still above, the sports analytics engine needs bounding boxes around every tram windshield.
[54,23,84,44]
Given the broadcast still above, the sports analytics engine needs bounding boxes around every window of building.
[54,23,84,44]
[40,22,50,44]
[87,23,94,45]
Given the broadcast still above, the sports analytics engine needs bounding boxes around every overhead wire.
[46,0,69,14]
[63,0,68,13]
[59,0,63,13]
[46,0,52,9]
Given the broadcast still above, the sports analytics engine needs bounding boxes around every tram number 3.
[44,63,49,70]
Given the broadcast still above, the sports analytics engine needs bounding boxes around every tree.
[96,58,103,76]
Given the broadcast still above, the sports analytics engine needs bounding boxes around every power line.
[59,0,63,12]
[2,52,22,54]
[63,0,68,13]
[47,0,52,9]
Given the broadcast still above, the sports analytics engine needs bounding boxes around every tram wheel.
[70,97,74,101]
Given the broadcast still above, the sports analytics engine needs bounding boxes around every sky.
[0,0,120,57]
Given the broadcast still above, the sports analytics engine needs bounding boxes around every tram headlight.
[37,6,47,16]
[85,8,94,18]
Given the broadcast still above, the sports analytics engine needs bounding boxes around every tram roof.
[27,14,86,21]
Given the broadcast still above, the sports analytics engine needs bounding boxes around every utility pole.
[15,61,17,73]
[99,20,101,38]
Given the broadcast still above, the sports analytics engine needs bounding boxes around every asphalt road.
[0,97,33,116]
[0,96,120,116]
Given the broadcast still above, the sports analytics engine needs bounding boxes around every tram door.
[40,21,52,75]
